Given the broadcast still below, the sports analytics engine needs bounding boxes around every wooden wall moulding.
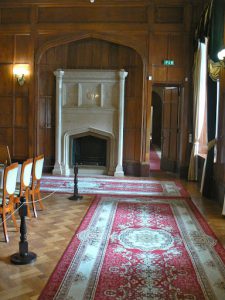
[37,6,147,24]
[35,32,148,66]
[154,6,184,24]
[0,7,31,24]
[0,97,13,127]
[13,128,28,158]
[150,33,186,83]
[0,0,149,7]
[0,128,13,150]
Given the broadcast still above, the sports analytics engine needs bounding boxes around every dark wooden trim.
[35,31,147,64]
[124,161,141,177]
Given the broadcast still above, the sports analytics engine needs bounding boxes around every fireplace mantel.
[52,69,128,176]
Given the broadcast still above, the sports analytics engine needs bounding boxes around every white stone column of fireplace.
[52,69,128,176]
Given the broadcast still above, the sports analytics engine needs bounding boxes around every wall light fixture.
[13,64,30,86]
[218,47,225,61]
[209,47,225,81]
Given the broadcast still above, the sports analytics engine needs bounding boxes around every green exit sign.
[163,60,175,66]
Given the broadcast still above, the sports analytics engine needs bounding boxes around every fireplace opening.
[71,135,107,166]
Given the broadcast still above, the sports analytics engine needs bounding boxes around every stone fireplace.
[52,69,128,176]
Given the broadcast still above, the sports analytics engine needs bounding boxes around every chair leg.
[26,202,31,218]
[11,208,18,232]
[31,192,37,218]
[2,213,9,243]
[25,190,31,218]
[38,191,44,210]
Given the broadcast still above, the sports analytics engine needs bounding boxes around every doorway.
[150,90,162,171]
[150,85,181,173]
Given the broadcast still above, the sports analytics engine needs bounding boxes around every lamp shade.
[13,64,29,86]
[13,64,29,77]
[218,48,225,60]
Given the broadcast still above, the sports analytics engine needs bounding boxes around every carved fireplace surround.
[52,69,128,176]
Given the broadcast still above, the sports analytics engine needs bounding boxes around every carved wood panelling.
[0,64,13,96]
[0,97,13,127]
[1,8,31,24]
[38,6,147,23]
[0,34,31,161]
[154,6,184,24]
[15,35,31,62]
[0,128,13,150]
[0,36,14,62]
[39,65,56,97]
[14,97,28,127]
[15,80,29,97]
[151,33,185,83]
[13,128,28,158]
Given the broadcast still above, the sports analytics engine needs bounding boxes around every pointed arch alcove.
[36,33,146,176]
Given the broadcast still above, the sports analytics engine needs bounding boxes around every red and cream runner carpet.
[39,195,225,300]
[41,175,189,197]
[150,144,161,171]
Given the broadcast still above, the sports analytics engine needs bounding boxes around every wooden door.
[161,87,180,172]
[38,96,55,171]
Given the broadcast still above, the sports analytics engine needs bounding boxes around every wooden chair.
[0,145,11,189]
[0,145,11,166]
[14,158,33,218]
[29,154,44,218]
[0,162,19,242]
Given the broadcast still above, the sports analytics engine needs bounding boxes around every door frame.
[151,84,182,173]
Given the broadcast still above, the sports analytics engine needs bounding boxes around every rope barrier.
[0,190,56,226]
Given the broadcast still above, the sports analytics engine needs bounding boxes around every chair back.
[0,145,11,166]
[3,163,18,204]
[33,154,44,181]
[20,158,33,189]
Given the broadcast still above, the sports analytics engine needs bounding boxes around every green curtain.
[202,0,225,197]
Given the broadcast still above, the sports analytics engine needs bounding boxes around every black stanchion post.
[11,196,37,265]
[68,163,83,201]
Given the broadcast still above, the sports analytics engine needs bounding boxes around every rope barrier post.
[10,196,37,265]
[68,163,83,201]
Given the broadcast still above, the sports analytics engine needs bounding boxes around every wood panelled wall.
[0,35,31,159]
[0,0,206,176]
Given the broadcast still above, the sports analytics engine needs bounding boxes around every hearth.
[71,135,107,167]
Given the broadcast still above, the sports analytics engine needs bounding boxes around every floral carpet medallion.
[39,195,225,300]
[41,175,189,197]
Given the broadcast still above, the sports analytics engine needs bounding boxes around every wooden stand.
[10,197,37,265]
[68,163,83,201]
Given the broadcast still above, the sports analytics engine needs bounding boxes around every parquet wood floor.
[0,174,224,300]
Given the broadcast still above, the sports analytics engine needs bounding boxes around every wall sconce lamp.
[13,64,30,86]
[209,47,225,81]
[218,47,225,63]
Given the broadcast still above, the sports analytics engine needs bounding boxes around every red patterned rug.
[41,175,189,197]
[150,144,161,171]
[39,195,225,300]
